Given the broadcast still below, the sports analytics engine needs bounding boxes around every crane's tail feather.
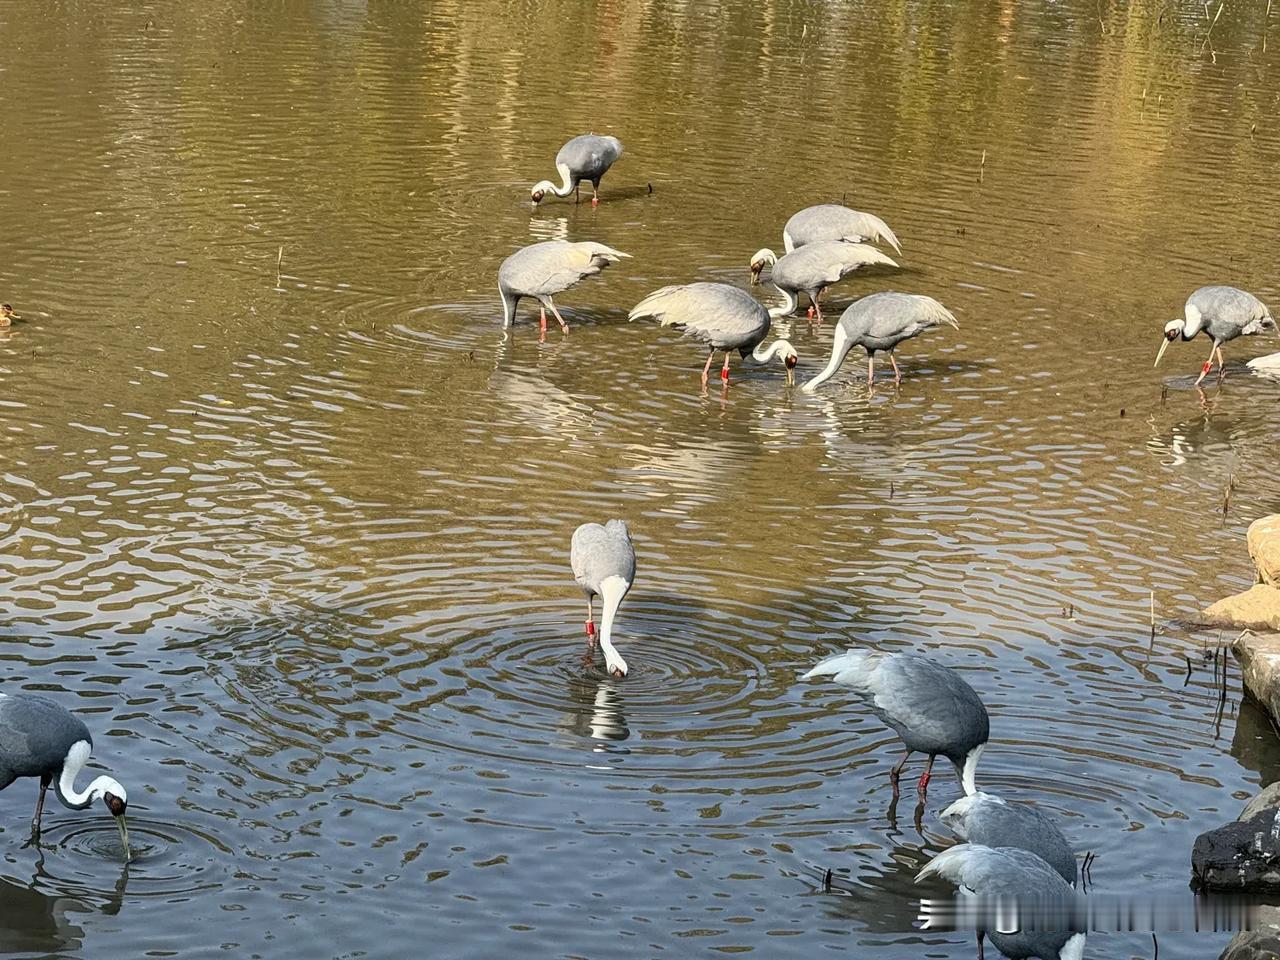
[628,285,687,325]
[915,844,984,885]
[801,649,872,680]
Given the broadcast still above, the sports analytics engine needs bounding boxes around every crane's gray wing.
[571,521,636,592]
[628,282,769,350]
[785,205,902,253]
[556,135,622,178]
[839,292,958,341]
[941,793,1076,885]
[772,242,897,291]
[0,695,90,780]
[918,845,1084,960]
[500,241,628,297]
[863,654,988,757]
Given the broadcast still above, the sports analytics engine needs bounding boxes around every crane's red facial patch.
[104,792,127,816]
[531,190,545,203]
[1165,328,1180,342]
[785,355,798,369]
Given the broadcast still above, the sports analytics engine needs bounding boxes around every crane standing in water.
[1155,285,1276,386]
[0,693,130,860]
[531,134,623,206]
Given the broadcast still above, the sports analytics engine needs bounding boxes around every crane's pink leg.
[867,355,875,384]
[721,353,732,382]
[702,352,714,385]
[1194,342,1217,386]
[547,300,569,333]
[591,182,600,207]
[889,750,911,799]
[1216,346,1228,381]
[539,307,548,336]
[977,931,985,960]
[585,600,596,648]
[917,755,936,796]
[810,287,827,322]
[889,353,902,384]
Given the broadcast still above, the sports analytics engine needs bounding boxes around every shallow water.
[3,1,1280,957]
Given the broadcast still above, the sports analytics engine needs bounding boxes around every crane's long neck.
[549,163,574,197]
[598,575,630,675]
[500,285,519,328]
[751,339,791,363]
[801,323,854,391]
[55,740,99,810]
[767,286,797,319]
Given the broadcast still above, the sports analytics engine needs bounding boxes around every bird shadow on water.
[0,853,128,955]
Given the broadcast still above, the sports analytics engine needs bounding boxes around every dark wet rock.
[1193,787,1280,892]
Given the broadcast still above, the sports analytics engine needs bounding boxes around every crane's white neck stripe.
[598,576,630,676]
[960,743,985,796]
[56,740,125,810]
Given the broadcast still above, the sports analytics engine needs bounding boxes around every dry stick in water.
[276,246,284,287]
[1149,590,1156,650]
[1222,474,1237,520]
[978,149,986,183]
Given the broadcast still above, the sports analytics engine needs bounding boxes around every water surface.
[3,2,1280,957]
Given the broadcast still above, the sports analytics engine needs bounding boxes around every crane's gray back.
[784,204,901,253]
[836,292,956,350]
[0,694,91,783]
[571,520,636,595]
[862,653,989,761]
[556,134,622,181]
[498,241,624,298]
[944,793,1076,886]
[771,241,895,293]
[629,282,771,353]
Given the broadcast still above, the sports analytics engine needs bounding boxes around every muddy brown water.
[3,2,1280,957]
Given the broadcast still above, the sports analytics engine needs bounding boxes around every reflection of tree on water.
[561,675,629,751]
[0,853,128,955]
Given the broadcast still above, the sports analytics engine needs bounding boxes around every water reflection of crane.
[561,676,630,751]
[0,854,128,955]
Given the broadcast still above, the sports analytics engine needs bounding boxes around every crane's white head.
[97,777,130,859]
[749,249,777,285]
[778,340,799,385]
[530,181,555,205]
[1154,319,1184,367]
